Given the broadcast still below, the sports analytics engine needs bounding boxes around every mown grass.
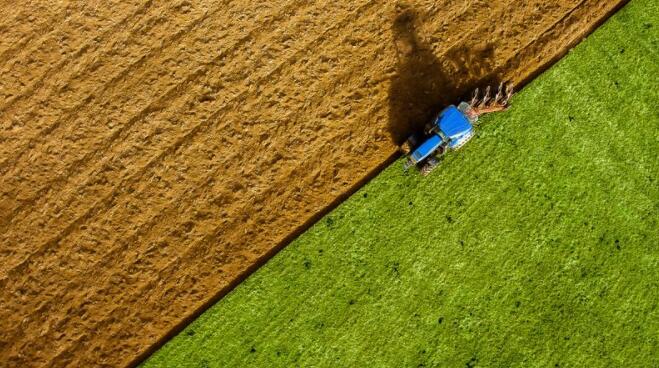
[143,1,658,367]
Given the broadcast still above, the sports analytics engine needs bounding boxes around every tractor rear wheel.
[399,134,419,155]
[400,141,413,155]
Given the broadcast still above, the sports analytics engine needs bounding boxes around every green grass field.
[143,1,658,367]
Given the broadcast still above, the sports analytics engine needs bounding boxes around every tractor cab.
[436,104,475,150]
[404,104,475,169]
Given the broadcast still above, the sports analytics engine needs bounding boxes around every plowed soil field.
[0,1,625,367]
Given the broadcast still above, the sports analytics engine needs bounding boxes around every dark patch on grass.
[325,217,334,228]
[466,355,479,368]
[391,262,400,276]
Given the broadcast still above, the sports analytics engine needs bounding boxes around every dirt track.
[0,1,626,366]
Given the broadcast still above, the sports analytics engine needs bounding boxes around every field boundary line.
[4,2,381,363]
[0,0,531,297]
[0,0,374,297]
[129,1,631,366]
[0,34,394,348]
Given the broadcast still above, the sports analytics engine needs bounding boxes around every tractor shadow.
[388,5,498,144]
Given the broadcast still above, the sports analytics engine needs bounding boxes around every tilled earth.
[0,1,625,367]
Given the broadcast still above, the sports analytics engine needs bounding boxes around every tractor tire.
[420,157,439,176]
[399,135,418,155]
[399,141,413,155]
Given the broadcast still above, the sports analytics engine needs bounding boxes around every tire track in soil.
[0,0,157,115]
[494,0,608,83]
[0,1,295,221]
[0,0,306,274]
[492,1,588,77]
[0,1,211,173]
[427,1,583,89]
[0,1,628,367]
[0,2,72,60]
[0,2,147,105]
[0,0,257,226]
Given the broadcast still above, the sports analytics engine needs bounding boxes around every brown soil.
[0,1,626,367]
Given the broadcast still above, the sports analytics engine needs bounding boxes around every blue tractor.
[401,83,513,175]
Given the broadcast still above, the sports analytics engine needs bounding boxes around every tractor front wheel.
[420,157,440,176]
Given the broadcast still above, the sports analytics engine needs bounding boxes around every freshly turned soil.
[0,1,626,367]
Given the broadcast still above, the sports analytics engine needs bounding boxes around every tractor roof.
[437,105,473,139]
